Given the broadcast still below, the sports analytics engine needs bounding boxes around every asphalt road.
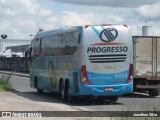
[5,73,160,112]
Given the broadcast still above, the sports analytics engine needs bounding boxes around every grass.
[0,75,13,91]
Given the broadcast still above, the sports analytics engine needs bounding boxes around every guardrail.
[0,57,29,73]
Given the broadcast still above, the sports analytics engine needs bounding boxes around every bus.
[28,24,133,102]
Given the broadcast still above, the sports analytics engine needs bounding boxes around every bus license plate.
[105,87,113,91]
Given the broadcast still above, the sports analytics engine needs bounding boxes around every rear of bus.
[79,24,133,97]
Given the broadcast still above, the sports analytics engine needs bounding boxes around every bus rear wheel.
[60,81,66,101]
[35,80,43,94]
[66,84,74,102]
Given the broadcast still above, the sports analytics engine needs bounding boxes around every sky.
[0,0,160,40]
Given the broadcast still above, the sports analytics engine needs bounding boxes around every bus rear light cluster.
[123,24,128,28]
[85,24,111,29]
[81,65,90,84]
[126,64,133,83]
[85,25,89,29]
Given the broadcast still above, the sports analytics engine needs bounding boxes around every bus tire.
[149,90,159,97]
[35,79,43,94]
[109,96,118,103]
[66,83,74,102]
[60,81,66,101]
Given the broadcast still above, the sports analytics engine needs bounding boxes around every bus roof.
[34,26,81,38]
[34,24,129,38]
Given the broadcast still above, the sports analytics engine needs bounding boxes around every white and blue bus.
[28,24,133,102]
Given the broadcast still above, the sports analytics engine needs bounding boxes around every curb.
[0,71,29,78]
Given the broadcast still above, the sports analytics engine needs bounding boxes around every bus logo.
[99,28,118,42]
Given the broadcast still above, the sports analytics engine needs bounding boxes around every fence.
[0,57,29,73]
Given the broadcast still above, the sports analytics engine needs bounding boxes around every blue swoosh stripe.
[101,26,106,30]
[91,27,100,36]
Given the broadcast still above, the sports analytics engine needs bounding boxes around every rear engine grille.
[89,54,127,63]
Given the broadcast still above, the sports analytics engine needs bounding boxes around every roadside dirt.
[0,91,117,120]
[0,91,79,111]
[0,72,118,120]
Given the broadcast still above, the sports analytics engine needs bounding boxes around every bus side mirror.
[25,53,28,59]
[25,47,32,60]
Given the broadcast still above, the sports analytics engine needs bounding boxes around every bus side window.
[61,31,79,55]
[41,37,46,56]
[39,38,44,56]
[44,36,52,56]
[33,38,40,57]
[53,35,61,56]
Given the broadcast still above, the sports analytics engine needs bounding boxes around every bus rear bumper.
[78,82,133,96]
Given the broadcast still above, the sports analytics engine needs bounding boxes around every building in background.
[0,39,31,57]
[142,20,160,36]
[142,25,152,36]
[1,44,30,57]
[0,39,31,53]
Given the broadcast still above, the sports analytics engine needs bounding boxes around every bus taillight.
[123,24,128,28]
[85,25,89,29]
[81,65,90,84]
[126,64,133,83]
